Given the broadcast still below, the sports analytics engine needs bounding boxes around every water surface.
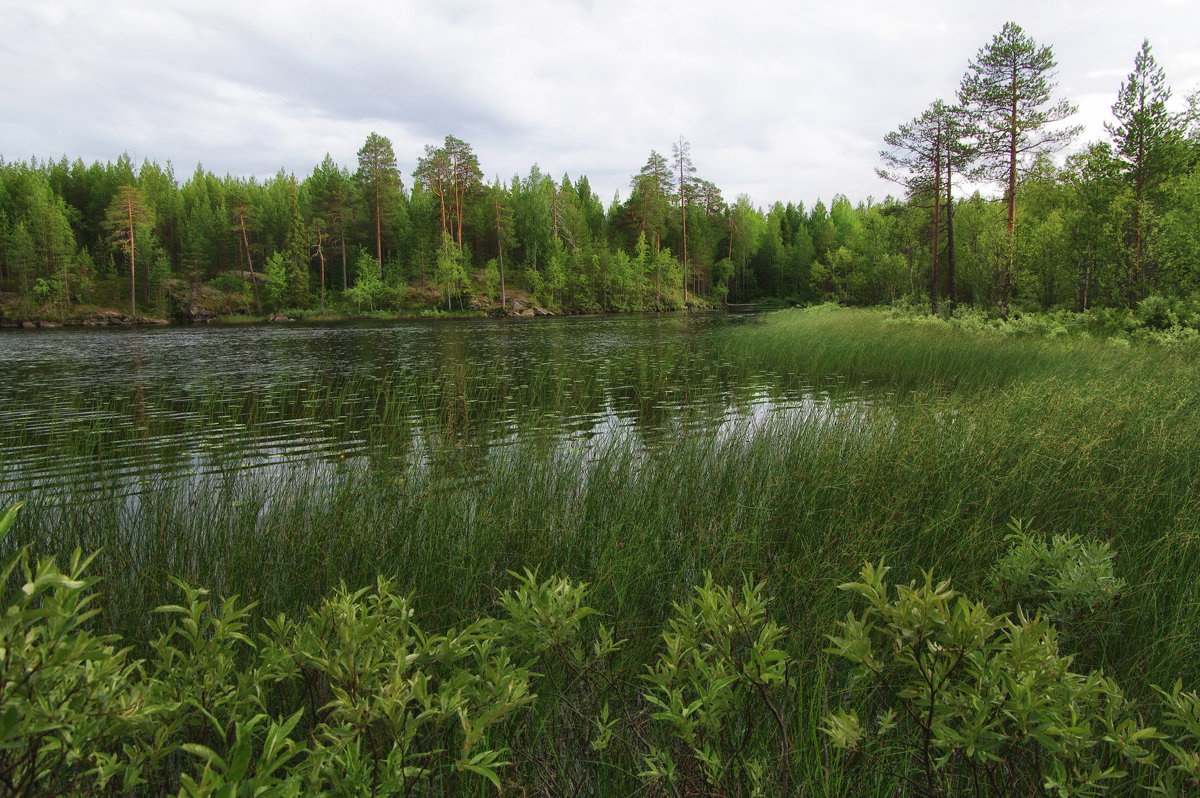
[0,313,863,499]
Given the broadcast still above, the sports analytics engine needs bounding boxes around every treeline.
[879,25,1200,314]
[0,136,740,318]
[1,23,1199,320]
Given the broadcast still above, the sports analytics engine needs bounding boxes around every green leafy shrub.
[282,576,534,793]
[1137,295,1177,331]
[12,491,1200,796]
[640,574,793,797]
[824,561,1156,797]
[992,520,1125,661]
[144,578,287,789]
[208,272,250,295]
[494,569,627,794]
[0,503,155,794]
[1156,680,1200,795]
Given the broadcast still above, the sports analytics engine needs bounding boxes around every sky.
[2,0,1199,211]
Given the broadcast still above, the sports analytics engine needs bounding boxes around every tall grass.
[4,305,1199,792]
[722,303,1195,393]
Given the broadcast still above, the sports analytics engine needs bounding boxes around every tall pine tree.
[959,22,1080,310]
[103,185,154,317]
[356,132,402,270]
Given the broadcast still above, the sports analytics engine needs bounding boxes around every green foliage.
[0,506,154,794]
[146,578,279,787]
[10,486,1200,796]
[434,234,469,309]
[1137,294,1177,329]
[32,274,63,305]
[283,577,533,793]
[825,560,1155,796]
[1156,680,1200,795]
[344,252,384,311]
[0,531,533,794]
[493,570,626,794]
[991,520,1125,658]
[263,251,288,310]
[641,574,792,797]
[209,271,249,296]
[483,257,501,302]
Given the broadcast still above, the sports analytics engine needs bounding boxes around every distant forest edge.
[3,23,1200,324]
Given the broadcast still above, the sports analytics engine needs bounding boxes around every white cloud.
[2,0,1198,207]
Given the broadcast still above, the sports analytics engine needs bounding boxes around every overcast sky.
[3,0,1198,210]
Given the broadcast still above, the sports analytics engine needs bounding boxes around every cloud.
[3,0,1198,208]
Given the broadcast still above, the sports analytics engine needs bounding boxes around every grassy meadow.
[4,305,1200,793]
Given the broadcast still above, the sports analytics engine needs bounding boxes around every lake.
[0,312,864,502]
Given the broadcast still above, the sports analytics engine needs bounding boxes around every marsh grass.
[3,305,1199,792]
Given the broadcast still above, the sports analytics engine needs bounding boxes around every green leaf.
[0,502,23,540]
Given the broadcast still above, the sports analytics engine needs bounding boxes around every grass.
[4,305,1200,793]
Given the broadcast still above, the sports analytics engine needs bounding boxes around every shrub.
[1156,680,1200,795]
[209,272,250,295]
[824,561,1155,796]
[1137,295,1177,331]
[640,574,793,797]
[991,520,1125,662]
[0,503,155,794]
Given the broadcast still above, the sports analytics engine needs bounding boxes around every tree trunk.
[1004,77,1018,314]
[453,160,464,249]
[316,225,326,313]
[1132,163,1144,304]
[494,195,506,312]
[238,209,262,313]
[946,159,957,312]
[680,165,688,305]
[128,201,136,318]
[931,122,942,316]
[437,175,448,238]
[374,179,383,269]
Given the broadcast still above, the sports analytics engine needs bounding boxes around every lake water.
[0,313,864,500]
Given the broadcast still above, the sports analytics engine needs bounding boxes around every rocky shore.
[0,309,170,328]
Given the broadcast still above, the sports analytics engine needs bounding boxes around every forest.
[2,26,1200,324]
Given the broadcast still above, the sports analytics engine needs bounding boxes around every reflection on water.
[0,313,868,500]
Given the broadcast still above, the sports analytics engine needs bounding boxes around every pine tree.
[356,132,402,270]
[103,185,154,317]
[959,22,1081,310]
[630,151,673,250]
[414,144,452,240]
[311,154,355,292]
[444,136,482,250]
[283,177,309,308]
[879,101,976,313]
[671,138,696,301]
[226,181,262,312]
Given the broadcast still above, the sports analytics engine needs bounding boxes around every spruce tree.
[1105,39,1185,299]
